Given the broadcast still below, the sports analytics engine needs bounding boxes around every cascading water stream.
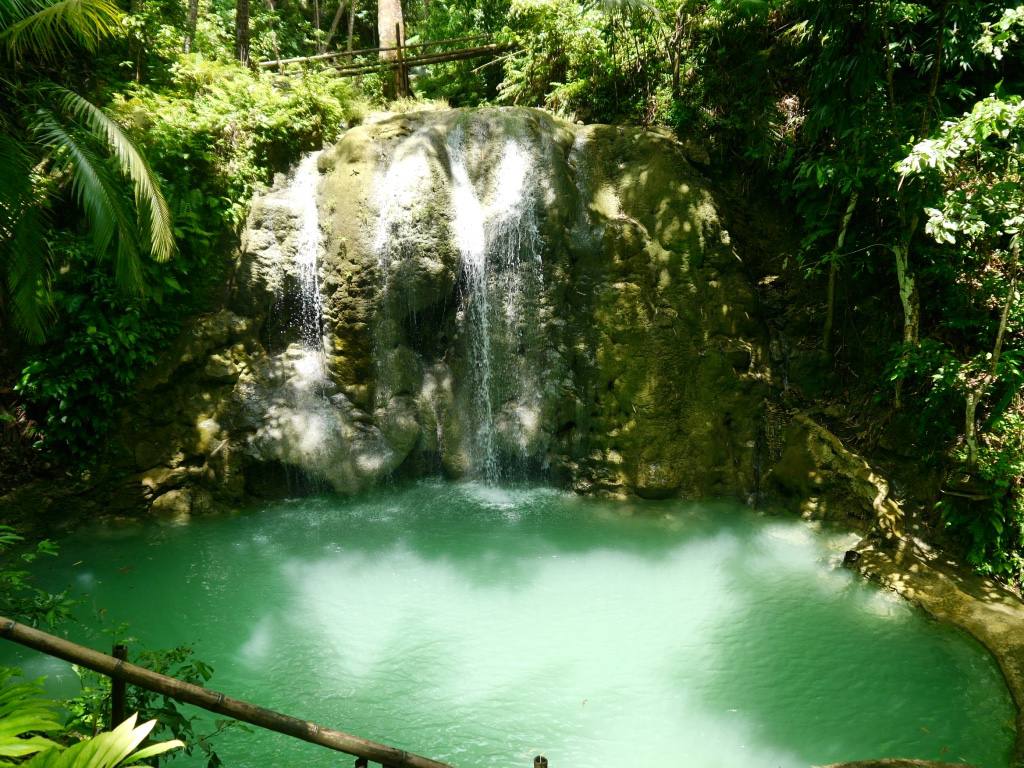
[255,150,334,483]
[283,151,327,379]
[447,128,496,479]
[447,126,542,483]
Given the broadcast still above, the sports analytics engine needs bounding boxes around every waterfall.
[373,135,433,279]
[448,128,496,479]
[447,125,542,483]
[283,151,327,376]
[265,150,332,487]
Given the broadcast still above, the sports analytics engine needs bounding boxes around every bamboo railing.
[0,617,454,768]
[256,34,489,68]
[329,43,512,77]
[256,34,515,96]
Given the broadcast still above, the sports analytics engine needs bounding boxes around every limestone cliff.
[117,107,770,516]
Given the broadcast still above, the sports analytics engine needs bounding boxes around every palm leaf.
[22,714,184,768]
[33,109,116,252]
[0,0,123,62]
[119,739,183,765]
[0,672,62,764]
[0,129,36,252]
[49,87,174,263]
[0,90,51,340]
[32,107,145,293]
[1,202,50,340]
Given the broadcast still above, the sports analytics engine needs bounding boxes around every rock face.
[116,107,770,513]
[766,413,904,543]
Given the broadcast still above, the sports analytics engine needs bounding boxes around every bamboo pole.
[395,22,407,98]
[110,643,127,728]
[0,617,452,768]
[256,34,488,68]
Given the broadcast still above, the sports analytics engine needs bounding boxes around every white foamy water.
[447,127,544,482]
[283,152,327,367]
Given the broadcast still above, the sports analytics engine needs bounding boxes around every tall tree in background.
[235,0,250,64]
[325,0,357,52]
[325,0,346,50]
[347,0,356,51]
[183,0,200,52]
[313,0,322,52]
[378,0,406,97]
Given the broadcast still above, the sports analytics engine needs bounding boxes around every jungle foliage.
[0,673,183,768]
[0,0,1022,582]
[0,528,232,766]
[1,0,366,460]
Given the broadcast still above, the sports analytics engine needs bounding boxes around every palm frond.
[2,205,50,341]
[0,131,35,247]
[0,0,123,62]
[0,132,50,340]
[49,87,174,263]
[33,107,144,293]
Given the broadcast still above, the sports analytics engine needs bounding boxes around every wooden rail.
[330,43,511,76]
[256,34,514,97]
[0,617,453,768]
[257,34,488,68]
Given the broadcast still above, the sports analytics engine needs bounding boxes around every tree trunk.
[965,389,981,471]
[918,0,950,140]
[325,0,346,50]
[130,0,143,81]
[880,0,896,112]
[893,216,921,347]
[265,0,282,67]
[824,190,859,353]
[965,242,1019,469]
[377,0,405,98]
[347,0,356,52]
[183,0,200,53]
[314,0,323,53]
[235,0,251,66]
[668,4,686,97]
[892,5,947,406]
[892,217,921,409]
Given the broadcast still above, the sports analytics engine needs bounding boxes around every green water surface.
[5,482,1016,767]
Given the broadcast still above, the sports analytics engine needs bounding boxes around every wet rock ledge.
[766,413,1024,767]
